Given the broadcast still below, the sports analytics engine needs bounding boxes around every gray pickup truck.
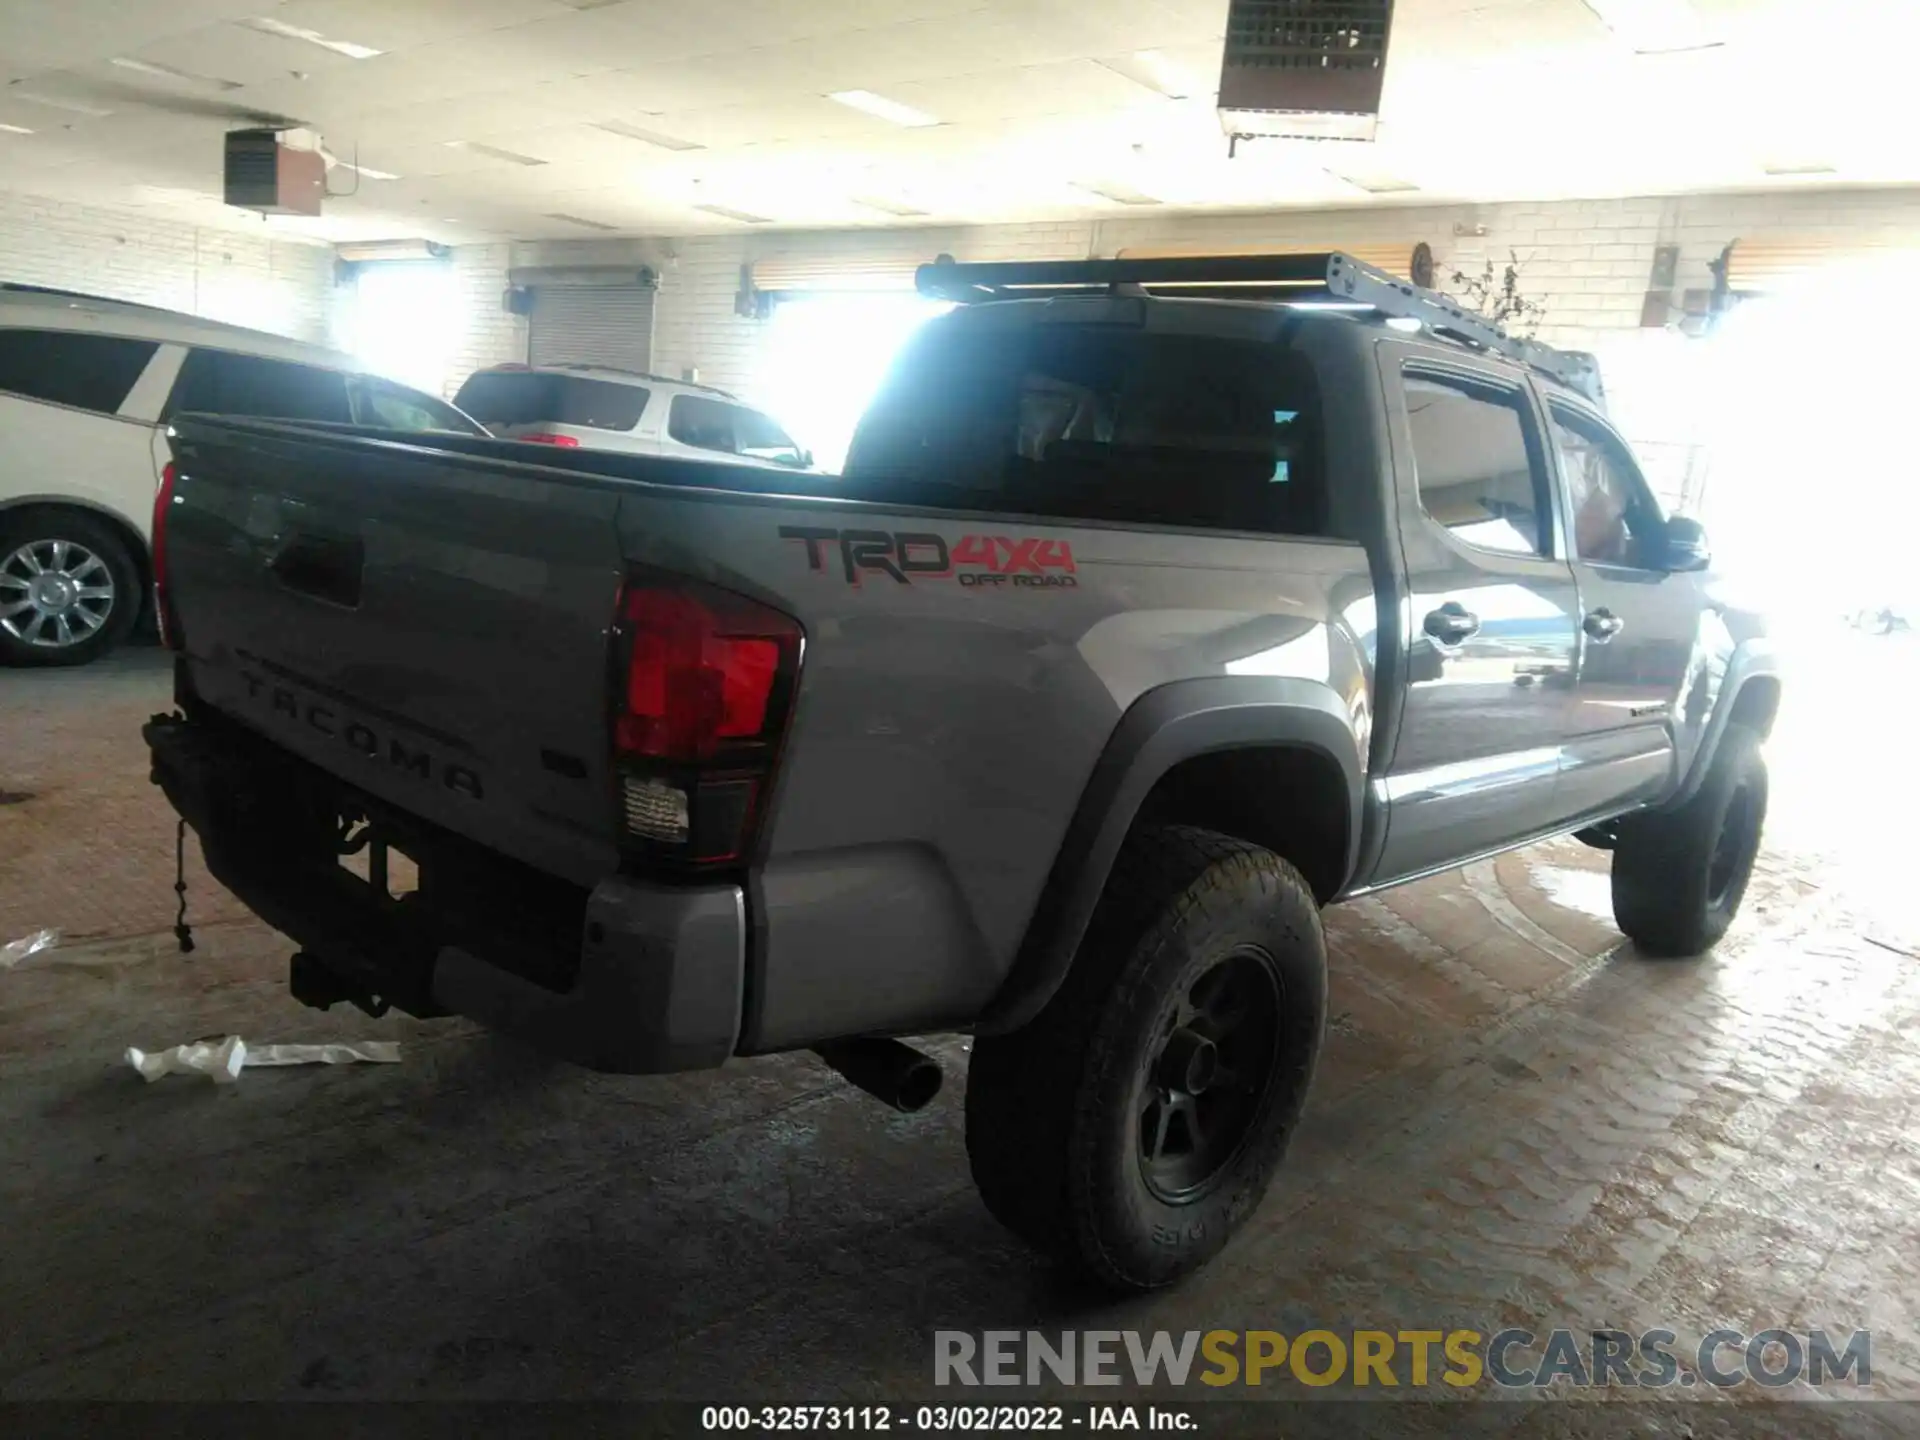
[145,252,1779,1292]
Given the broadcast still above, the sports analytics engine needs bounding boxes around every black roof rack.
[915,251,1605,410]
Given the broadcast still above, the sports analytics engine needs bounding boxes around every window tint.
[668,394,738,454]
[0,329,158,414]
[452,371,647,431]
[167,350,352,425]
[1550,407,1662,568]
[1403,372,1545,557]
[843,325,1323,534]
[351,376,483,435]
[731,406,804,466]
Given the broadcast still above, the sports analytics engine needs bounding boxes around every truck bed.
[161,416,1378,1052]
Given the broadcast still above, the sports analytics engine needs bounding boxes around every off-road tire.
[0,508,141,667]
[1612,724,1768,956]
[965,824,1327,1291]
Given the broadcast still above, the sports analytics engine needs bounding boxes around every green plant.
[1449,251,1546,336]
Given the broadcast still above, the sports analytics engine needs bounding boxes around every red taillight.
[152,461,181,651]
[613,577,802,866]
[520,432,580,447]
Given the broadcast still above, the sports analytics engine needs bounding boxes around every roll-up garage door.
[1725,239,1920,293]
[527,285,655,370]
[1115,242,1424,279]
[750,256,921,294]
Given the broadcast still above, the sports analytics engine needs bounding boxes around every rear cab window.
[453,371,648,431]
[843,320,1324,534]
[165,349,352,425]
[0,329,160,415]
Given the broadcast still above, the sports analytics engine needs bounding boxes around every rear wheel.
[965,825,1327,1291]
[0,510,140,667]
[1611,725,1768,956]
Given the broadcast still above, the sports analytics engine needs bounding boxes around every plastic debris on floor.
[125,1036,402,1084]
[0,928,60,970]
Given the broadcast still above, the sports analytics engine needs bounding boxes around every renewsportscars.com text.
[933,1328,1872,1390]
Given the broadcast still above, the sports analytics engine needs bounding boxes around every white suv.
[0,284,483,666]
[453,365,811,471]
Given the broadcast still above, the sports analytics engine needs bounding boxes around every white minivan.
[0,284,484,666]
[453,364,812,471]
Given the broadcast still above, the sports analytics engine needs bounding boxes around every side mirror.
[1661,516,1711,572]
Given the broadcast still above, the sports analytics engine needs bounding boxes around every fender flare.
[1663,637,1779,812]
[975,676,1366,1035]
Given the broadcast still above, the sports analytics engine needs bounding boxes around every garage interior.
[3,0,1919,1424]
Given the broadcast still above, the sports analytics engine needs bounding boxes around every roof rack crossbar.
[915,251,1604,409]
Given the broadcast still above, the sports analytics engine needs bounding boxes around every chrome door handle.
[1583,608,1624,641]
[1423,602,1481,644]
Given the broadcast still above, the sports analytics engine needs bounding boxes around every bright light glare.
[753,294,952,473]
[345,263,460,397]
[1700,265,1917,626]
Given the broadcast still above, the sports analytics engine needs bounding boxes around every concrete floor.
[2,635,1917,1431]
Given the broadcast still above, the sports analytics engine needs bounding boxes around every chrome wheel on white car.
[0,512,141,667]
[0,539,115,649]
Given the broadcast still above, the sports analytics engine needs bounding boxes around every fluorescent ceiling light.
[10,92,115,117]
[0,122,32,135]
[237,17,383,60]
[827,90,940,127]
[1763,161,1837,176]
[1329,169,1420,194]
[340,162,401,180]
[1580,0,1722,53]
[545,212,621,231]
[1069,180,1162,206]
[443,140,547,166]
[589,118,704,151]
[694,203,773,224]
[1096,50,1199,100]
[110,57,242,89]
[850,194,930,217]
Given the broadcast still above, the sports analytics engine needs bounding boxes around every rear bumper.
[145,710,744,1074]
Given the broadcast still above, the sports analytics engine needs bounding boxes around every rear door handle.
[1583,608,1624,641]
[1422,602,1481,645]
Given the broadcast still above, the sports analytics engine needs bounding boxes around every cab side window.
[1549,407,1662,568]
[1403,371,1550,558]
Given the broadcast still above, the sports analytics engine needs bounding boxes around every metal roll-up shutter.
[527,285,655,370]
[1725,239,1920,293]
[1115,242,1423,279]
[750,256,921,294]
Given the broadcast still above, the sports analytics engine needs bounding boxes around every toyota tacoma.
[144,252,1779,1291]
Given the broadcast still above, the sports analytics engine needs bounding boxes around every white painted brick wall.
[441,242,525,399]
[446,186,1920,431]
[0,191,336,344]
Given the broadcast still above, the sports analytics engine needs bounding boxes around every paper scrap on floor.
[125,1035,402,1084]
[0,928,60,970]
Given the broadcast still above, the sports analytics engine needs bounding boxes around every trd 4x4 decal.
[779,527,1077,589]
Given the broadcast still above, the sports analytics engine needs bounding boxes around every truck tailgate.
[164,419,628,888]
